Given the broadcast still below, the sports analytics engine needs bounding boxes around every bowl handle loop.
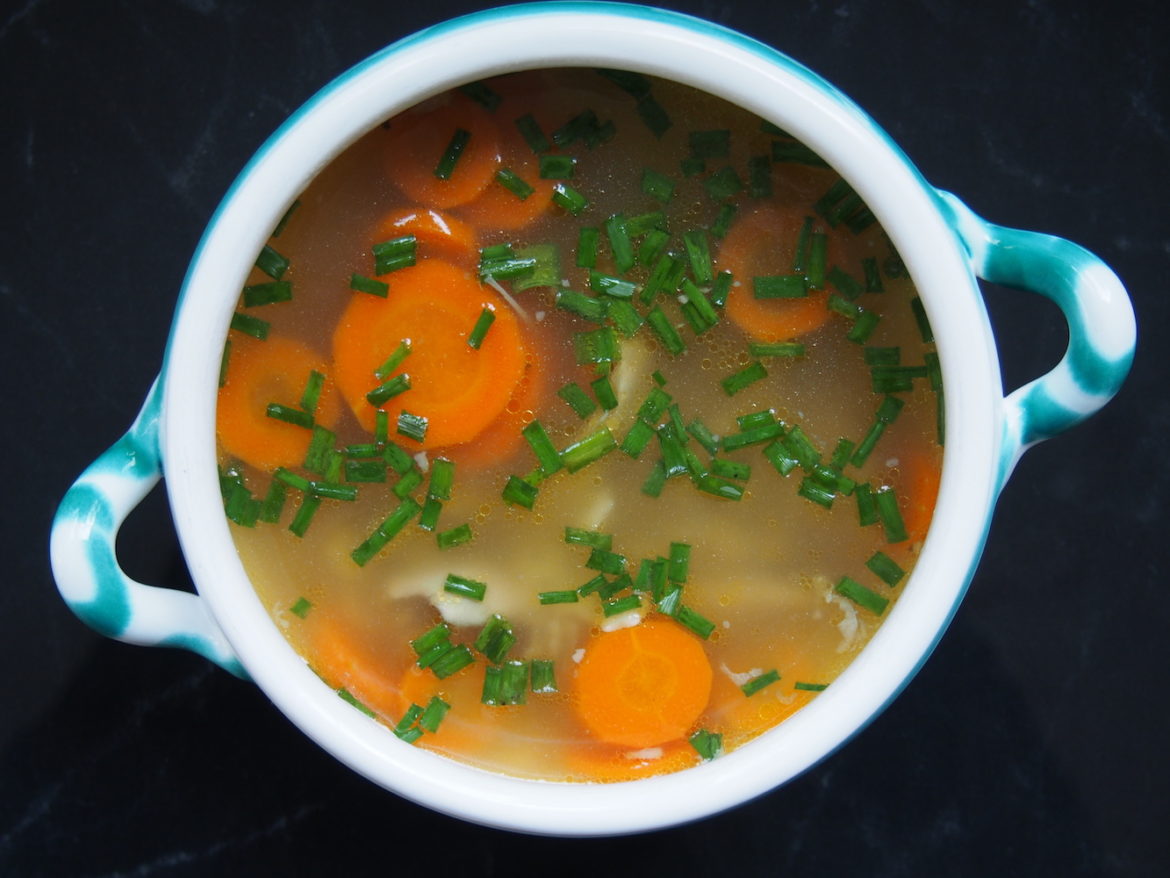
[935,191,1136,488]
[50,377,248,679]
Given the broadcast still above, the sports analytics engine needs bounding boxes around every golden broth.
[216,69,943,782]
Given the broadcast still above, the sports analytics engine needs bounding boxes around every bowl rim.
[162,2,1001,835]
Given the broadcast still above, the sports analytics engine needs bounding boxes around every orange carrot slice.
[573,618,713,749]
[562,739,699,783]
[373,207,478,269]
[331,259,526,449]
[719,205,837,341]
[900,452,942,546]
[217,333,340,471]
[308,616,406,721]
[383,94,501,209]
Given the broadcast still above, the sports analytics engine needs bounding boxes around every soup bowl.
[49,2,1135,835]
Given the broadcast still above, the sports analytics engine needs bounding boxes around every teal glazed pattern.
[47,1,1138,835]
[935,191,1136,489]
[50,379,246,678]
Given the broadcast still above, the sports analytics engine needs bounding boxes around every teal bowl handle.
[50,378,248,679]
[935,191,1136,490]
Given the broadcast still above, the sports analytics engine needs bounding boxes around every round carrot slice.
[383,94,501,209]
[562,739,699,783]
[373,207,479,268]
[899,452,942,546]
[331,259,526,449]
[719,205,837,342]
[573,618,713,749]
[308,616,405,721]
[217,333,340,471]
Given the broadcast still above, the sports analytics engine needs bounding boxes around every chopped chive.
[865,345,901,366]
[709,272,734,310]
[863,257,884,292]
[266,403,313,429]
[590,270,638,299]
[795,680,828,691]
[552,108,602,148]
[430,644,474,679]
[636,385,672,424]
[537,154,576,180]
[230,311,269,340]
[576,226,600,268]
[557,381,597,419]
[552,182,589,216]
[828,265,863,300]
[866,551,906,586]
[741,669,781,697]
[870,364,926,394]
[596,67,652,96]
[288,494,322,537]
[293,371,325,419]
[467,306,496,349]
[656,582,683,616]
[603,594,642,617]
[560,427,617,473]
[875,486,909,542]
[273,467,312,493]
[641,168,675,203]
[382,440,414,475]
[636,228,671,267]
[855,482,878,526]
[792,216,814,272]
[782,425,821,471]
[607,299,645,338]
[829,438,856,471]
[685,419,719,455]
[620,419,656,458]
[704,166,743,200]
[258,479,287,523]
[710,204,738,242]
[391,467,423,500]
[501,474,539,509]
[604,213,636,274]
[711,457,751,481]
[495,167,535,200]
[417,495,442,532]
[798,475,836,509]
[689,728,723,760]
[478,242,537,280]
[564,527,612,550]
[675,605,715,639]
[828,293,863,319]
[530,659,557,693]
[640,253,685,305]
[444,572,485,600]
[555,289,607,323]
[223,479,259,528]
[255,244,290,280]
[344,459,386,483]
[698,474,745,501]
[350,497,421,566]
[437,524,474,550]
[289,596,313,619]
[372,235,417,275]
[749,341,805,358]
[396,411,428,443]
[835,576,889,615]
[753,275,807,299]
[374,410,389,445]
[522,420,564,474]
[474,614,516,664]
[642,458,668,497]
[514,113,550,154]
[417,695,451,733]
[668,542,691,583]
[680,155,705,176]
[588,376,616,412]
[748,154,773,197]
[310,478,358,502]
[763,439,799,476]
[689,129,730,159]
[271,199,300,237]
[682,229,713,285]
[847,310,881,344]
[806,232,827,289]
[338,687,376,718]
[539,589,579,605]
[488,660,528,705]
[586,547,627,575]
[458,79,500,111]
[365,373,411,406]
[433,127,470,180]
[911,296,934,343]
[636,93,672,137]
[243,280,292,308]
[576,574,607,597]
[721,361,768,396]
[426,457,455,501]
[646,306,686,355]
[573,326,621,365]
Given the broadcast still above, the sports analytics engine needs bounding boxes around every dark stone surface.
[4,0,1166,874]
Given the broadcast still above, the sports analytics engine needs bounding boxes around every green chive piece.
[807,232,827,289]
[748,154,772,197]
[863,257,884,292]
[383,440,414,475]
[478,243,537,280]
[636,93,672,137]
[668,542,691,583]
[374,410,389,445]
[392,467,423,500]
[230,312,269,339]
[430,644,474,679]
[798,475,836,509]
[603,594,641,617]
[434,127,471,180]
[753,275,807,299]
[475,614,516,664]
[349,273,389,297]
[835,576,889,615]
[596,67,652,96]
[345,459,386,483]
[338,688,376,719]
[704,166,743,199]
[417,696,451,733]
[467,306,496,349]
[459,80,500,111]
[538,589,579,605]
[642,168,675,203]
[350,497,421,566]
[539,154,576,179]
[607,299,645,337]
[444,572,485,599]
[437,523,474,550]
[514,113,550,154]
[552,182,589,216]
[682,230,713,285]
[560,428,617,473]
[750,341,805,358]
[590,270,638,299]
[911,296,934,343]
[875,486,909,543]
[637,228,671,267]
[418,495,442,531]
[288,494,322,537]
[266,403,313,429]
[711,458,751,481]
[828,265,863,300]
[604,213,636,274]
[365,373,411,407]
[501,474,539,509]
[273,467,312,493]
[295,370,325,417]
[741,669,781,697]
[847,310,881,344]
[258,479,286,523]
[522,420,564,474]
[866,551,906,587]
[573,326,621,365]
[576,574,606,597]
[795,681,828,692]
[866,346,901,365]
[372,235,417,275]
[793,216,814,272]
[689,729,723,760]
[642,459,667,497]
[564,527,612,550]
[271,199,300,237]
[289,596,312,619]
[530,660,557,693]
[396,411,428,443]
[590,374,618,410]
[243,280,292,308]
[586,547,627,575]
[686,419,720,455]
[557,382,597,419]
[555,289,607,323]
[855,482,878,526]
[576,226,600,268]
[709,271,734,309]
[495,167,534,200]
[646,306,686,355]
[255,244,290,280]
[427,457,455,500]
[620,419,656,458]
[710,202,738,240]
[782,425,821,471]
[657,583,683,616]
[721,361,768,396]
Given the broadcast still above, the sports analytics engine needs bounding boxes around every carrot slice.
[308,616,406,721]
[562,739,698,783]
[573,618,713,749]
[719,205,837,341]
[331,259,526,448]
[216,333,340,471]
[395,662,504,756]
[373,207,479,269]
[900,452,942,546]
[383,94,501,209]
[704,653,821,746]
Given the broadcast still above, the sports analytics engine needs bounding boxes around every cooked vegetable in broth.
[216,68,943,782]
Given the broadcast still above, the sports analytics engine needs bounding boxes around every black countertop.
[4,1,1167,874]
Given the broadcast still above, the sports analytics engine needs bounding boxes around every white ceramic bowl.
[51,2,1135,836]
